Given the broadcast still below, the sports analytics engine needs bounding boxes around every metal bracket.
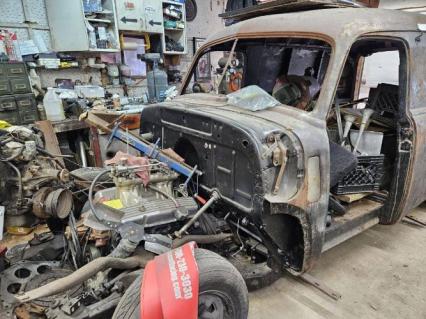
[299,273,342,301]
[404,215,426,227]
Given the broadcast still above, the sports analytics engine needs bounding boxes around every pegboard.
[0,0,51,49]
[23,0,49,27]
[0,0,25,24]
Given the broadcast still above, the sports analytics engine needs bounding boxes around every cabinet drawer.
[0,109,20,125]
[0,96,17,111]
[16,94,38,124]
[10,78,31,94]
[0,80,11,96]
[20,110,38,124]
[15,94,35,110]
[5,63,26,76]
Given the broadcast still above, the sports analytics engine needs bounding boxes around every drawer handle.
[10,69,23,74]
[15,84,26,89]
[0,85,8,90]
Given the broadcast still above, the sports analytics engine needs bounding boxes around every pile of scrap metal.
[0,115,243,319]
[0,125,74,232]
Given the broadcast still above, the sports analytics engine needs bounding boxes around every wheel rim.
[198,291,235,319]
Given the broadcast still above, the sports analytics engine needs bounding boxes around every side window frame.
[328,35,409,120]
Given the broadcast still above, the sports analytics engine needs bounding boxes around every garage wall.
[177,0,226,77]
[0,0,226,89]
[0,0,51,49]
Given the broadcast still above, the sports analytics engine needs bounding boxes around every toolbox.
[332,155,384,195]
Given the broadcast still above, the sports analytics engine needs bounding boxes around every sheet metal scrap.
[220,0,361,23]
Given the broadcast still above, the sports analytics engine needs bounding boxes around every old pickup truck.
[11,6,426,319]
[111,7,426,318]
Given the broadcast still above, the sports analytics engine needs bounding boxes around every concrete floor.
[249,205,426,319]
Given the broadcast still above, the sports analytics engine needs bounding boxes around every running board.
[322,199,382,252]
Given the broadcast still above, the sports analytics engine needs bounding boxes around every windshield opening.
[183,38,332,112]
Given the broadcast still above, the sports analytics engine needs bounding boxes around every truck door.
[399,32,426,216]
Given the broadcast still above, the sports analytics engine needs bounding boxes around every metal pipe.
[175,191,220,237]
[89,170,111,222]
[14,253,153,304]
[172,233,232,248]
[79,140,88,167]
[226,219,263,243]
[200,185,253,214]
[335,105,343,142]
[5,162,23,204]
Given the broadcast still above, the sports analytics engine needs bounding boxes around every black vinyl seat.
[329,141,358,188]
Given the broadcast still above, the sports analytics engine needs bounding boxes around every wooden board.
[336,192,369,203]
[35,120,65,166]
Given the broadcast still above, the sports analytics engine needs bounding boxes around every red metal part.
[141,242,199,319]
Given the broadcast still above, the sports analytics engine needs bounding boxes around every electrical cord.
[88,169,112,222]
[5,161,23,204]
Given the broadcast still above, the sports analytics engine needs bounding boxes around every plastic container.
[147,69,168,102]
[43,87,65,121]
[332,155,384,195]
[349,130,384,156]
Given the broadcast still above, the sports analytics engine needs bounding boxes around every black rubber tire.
[112,249,249,319]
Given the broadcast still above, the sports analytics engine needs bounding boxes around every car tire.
[112,248,249,319]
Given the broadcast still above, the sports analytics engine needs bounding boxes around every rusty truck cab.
[140,8,426,274]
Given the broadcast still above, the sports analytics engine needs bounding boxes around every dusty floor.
[249,205,426,319]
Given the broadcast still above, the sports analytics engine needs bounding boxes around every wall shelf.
[162,0,187,55]
[46,0,120,52]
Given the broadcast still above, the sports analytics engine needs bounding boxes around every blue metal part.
[149,138,161,158]
[183,165,198,189]
[111,128,202,178]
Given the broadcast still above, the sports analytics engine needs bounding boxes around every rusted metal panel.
[220,0,357,21]
[169,9,426,274]
[209,8,426,45]
[399,32,426,218]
